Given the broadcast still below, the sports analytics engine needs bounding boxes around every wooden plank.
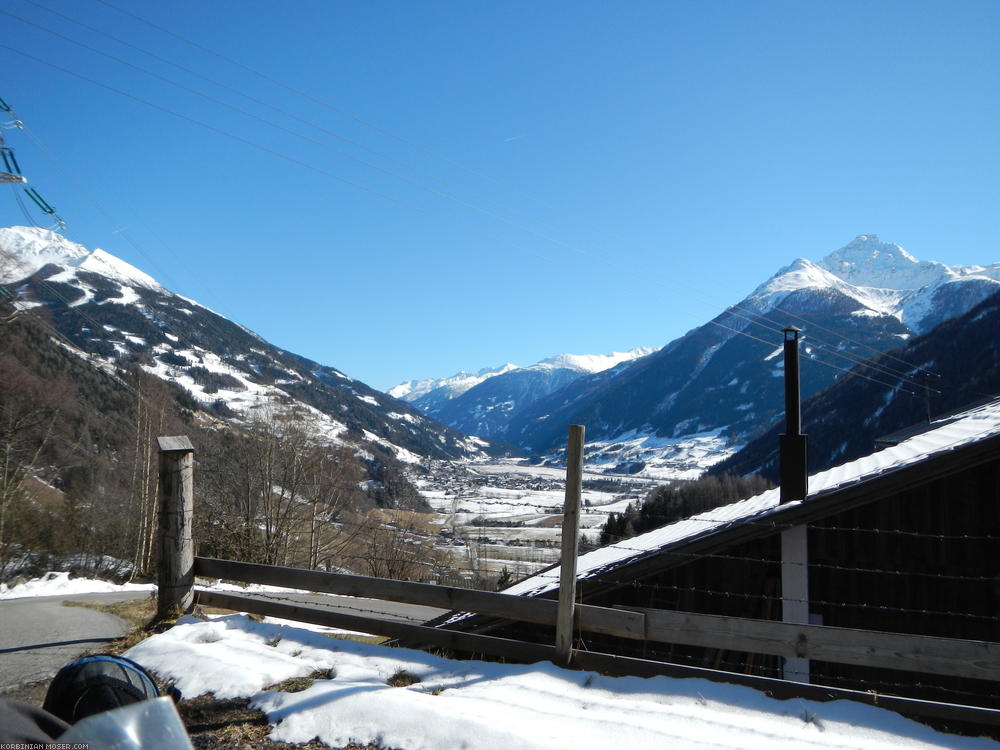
[573,651,1000,729]
[156,436,194,453]
[193,557,642,638]
[630,605,1000,681]
[780,524,810,682]
[194,590,554,663]
[195,557,557,623]
[577,604,644,639]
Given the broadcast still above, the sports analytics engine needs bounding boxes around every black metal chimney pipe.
[780,326,808,503]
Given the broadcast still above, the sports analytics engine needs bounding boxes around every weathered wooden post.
[556,424,585,667]
[157,436,195,619]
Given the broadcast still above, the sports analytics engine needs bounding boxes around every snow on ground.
[0,571,156,599]
[126,613,998,750]
[0,573,314,601]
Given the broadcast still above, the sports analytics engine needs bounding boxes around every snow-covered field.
[126,612,999,750]
[415,458,650,576]
[4,573,998,748]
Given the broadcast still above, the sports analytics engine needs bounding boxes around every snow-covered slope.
[389,364,519,402]
[751,234,1000,333]
[533,348,659,374]
[0,226,493,464]
[0,226,159,289]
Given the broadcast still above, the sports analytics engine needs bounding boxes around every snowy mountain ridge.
[390,347,658,443]
[390,347,656,405]
[0,226,160,291]
[751,234,1000,333]
[533,348,659,374]
[398,234,1000,479]
[389,363,519,402]
[0,226,493,466]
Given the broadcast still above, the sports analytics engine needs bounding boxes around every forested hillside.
[0,301,435,582]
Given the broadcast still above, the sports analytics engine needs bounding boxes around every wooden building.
[443,398,1000,710]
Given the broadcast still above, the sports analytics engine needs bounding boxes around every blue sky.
[2,0,998,390]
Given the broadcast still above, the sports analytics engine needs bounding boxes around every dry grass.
[386,670,421,688]
[179,691,384,749]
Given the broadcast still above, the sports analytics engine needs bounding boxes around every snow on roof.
[500,397,1000,600]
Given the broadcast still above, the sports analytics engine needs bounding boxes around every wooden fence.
[156,435,1000,729]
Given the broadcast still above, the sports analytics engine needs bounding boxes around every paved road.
[0,591,150,692]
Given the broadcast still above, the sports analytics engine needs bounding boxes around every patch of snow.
[123,614,993,750]
[0,571,155,599]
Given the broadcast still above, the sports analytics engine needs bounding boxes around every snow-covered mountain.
[389,363,519,404]
[751,234,1000,333]
[397,235,1000,478]
[390,347,657,441]
[0,226,493,464]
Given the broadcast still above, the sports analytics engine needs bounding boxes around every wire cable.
[88,0,615,241]
[1,8,590,257]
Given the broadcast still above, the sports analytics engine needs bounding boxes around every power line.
[4,22,948,396]
[19,0,576,246]
[729,299,936,379]
[716,303,940,389]
[2,8,588,257]
[2,13,958,441]
[88,0,612,241]
[79,0,965,391]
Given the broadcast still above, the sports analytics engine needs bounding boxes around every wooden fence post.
[556,424,585,667]
[781,524,811,682]
[157,436,195,618]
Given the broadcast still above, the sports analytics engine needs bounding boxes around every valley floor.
[413,458,660,579]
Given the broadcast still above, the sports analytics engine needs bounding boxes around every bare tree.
[0,338,67,571]
[349,510,445,582]
[198,407,367,568]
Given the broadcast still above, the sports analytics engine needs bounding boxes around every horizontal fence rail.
[194,589,555,663]
[194,556,1000,682]
[193,557,643,638]
[625,606,1000,682]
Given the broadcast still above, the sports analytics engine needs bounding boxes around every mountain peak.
[818,235,929,288]
[0,226,90,282]
[534,348,657,374]
[0,226,160,290]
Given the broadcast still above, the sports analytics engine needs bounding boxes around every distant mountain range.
[7,226,996,483]
[389,349,656,441]
[0,226,496,466]
[393,235,1000,478]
